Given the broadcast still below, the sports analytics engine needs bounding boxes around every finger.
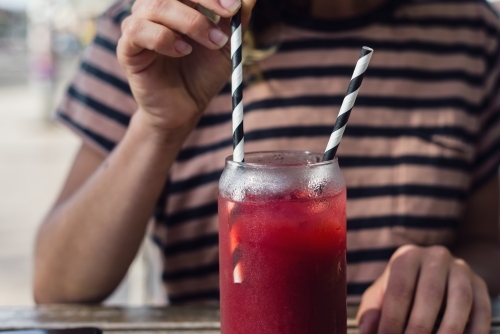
[212,0,256,55]
[378,246,422,334]
[118,18,192,70]
[437,260,473,334]
[466,275,491,334]
[136,0,229,50]
[358,309,381,334]
[357,277,386,334]
[405,246,450,333]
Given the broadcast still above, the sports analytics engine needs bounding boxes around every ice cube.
[308,198,329,214]
[230,227,240,253]
[233,262,243,284]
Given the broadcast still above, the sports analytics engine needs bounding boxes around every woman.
[34,0,500,332]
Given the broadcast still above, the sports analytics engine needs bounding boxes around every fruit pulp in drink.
[219,188,347,334]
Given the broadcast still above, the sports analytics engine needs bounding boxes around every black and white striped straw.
[323,47,374,162]
[231,10,244,163]
[231,11,244,283]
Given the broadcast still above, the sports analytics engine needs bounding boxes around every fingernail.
[220,0,241,12]
[174,39,192,55]
[209,28,229,48]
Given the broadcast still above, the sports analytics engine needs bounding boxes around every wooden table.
[0,305,498,333]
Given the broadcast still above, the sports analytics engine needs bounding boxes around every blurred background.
[0,0,498,312]
[0,0,164,306]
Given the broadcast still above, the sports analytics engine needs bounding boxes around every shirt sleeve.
[470,9,500,191]
[55,0,136,156]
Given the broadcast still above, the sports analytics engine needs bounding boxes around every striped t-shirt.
[57,0,500,304]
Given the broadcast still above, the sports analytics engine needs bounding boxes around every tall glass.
[218,151,347,334]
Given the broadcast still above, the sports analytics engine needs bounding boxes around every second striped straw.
[323,47,374,161]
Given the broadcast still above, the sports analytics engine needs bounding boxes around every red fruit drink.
[218,151,347,334]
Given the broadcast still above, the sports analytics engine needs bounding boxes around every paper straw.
[230,10,244,283]
[231,10,244,163]
[323,47,373,161]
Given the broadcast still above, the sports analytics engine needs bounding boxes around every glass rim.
[225,150,339,169]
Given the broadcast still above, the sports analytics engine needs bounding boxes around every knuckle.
[454,258,471,272]
[121,16,131,33]
[451,261,472,284]
[184,12,205,33]
[152,29,169,50]
[124,18,143,36]
[428,245,451,262]
[401,244,420,252]
[144,0,168,16]
[391,244,421,261]
[390,250,420,272]
[184,13,198,31]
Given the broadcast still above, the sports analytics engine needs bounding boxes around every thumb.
[358,308,381,334]
[356,270,388,334]
[215,0,255,49]
[218,0,255,33]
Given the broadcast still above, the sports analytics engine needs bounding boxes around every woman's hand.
[357,245,492,334]
[117,0,255,133]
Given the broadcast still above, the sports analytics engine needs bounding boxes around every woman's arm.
[34,0,256,304]
[34,112,189,303]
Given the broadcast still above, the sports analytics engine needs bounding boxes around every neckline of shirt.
[281,0,406,32]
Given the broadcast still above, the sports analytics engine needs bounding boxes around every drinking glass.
[218,151,347,334]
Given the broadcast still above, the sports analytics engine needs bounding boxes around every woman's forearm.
[34,111,191,304]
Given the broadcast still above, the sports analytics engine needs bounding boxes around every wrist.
[130,109,195,150]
